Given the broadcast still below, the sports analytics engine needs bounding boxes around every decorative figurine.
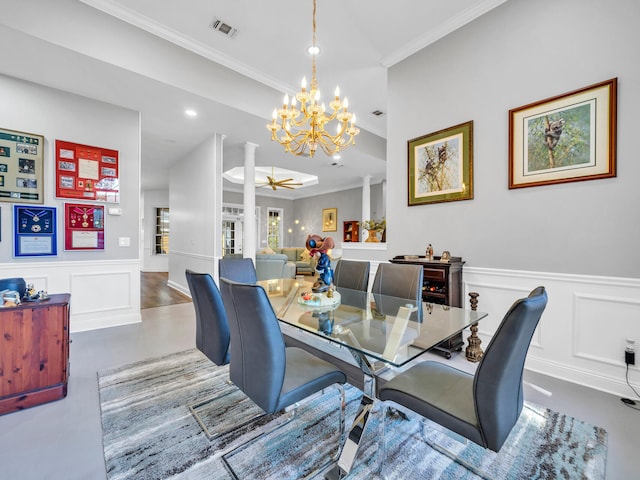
[426,243,434,261]
[441,250,451,262]
[305,234,335,292]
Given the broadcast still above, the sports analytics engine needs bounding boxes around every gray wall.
[291,182,384,246]
[224,182,383,248]
[387,0,639,278]
[0,74,140,262]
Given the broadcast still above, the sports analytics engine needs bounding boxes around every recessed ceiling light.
[333,154,341,160]
[185,109,198,117]
[307,45,320,55]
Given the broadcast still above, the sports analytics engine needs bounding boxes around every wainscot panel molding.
[463,267,640,398]
[0,259,141,333]
[168,250,216,297]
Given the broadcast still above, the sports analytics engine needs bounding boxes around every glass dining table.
[258,277,488,479]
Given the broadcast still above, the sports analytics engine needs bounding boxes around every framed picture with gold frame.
[509,78,617,189]
[322,207,337,232]
[408,121,473,206]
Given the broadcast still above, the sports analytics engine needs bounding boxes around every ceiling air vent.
[371,110,385,117]
[210,18,238,38]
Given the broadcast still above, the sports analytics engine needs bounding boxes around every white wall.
[0,74,141,332]
[387,0,640,396]
[168,134,223,294]
[141,189,169,272]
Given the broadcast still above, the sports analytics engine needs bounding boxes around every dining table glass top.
[259,277,488,368]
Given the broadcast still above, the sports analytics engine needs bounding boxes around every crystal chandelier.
[267,0,359,158]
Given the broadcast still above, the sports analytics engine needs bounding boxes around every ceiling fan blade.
[271,184,277,190]
[279,178,295,183]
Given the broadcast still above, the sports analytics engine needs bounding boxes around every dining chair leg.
[188,376,289,440]
[418,420,496,480]
[377,403,495,480]
[221,384,346,480]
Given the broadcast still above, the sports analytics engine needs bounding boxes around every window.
[154,207,169,254]
[267,208,283,249]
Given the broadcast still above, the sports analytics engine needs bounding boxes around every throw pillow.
[300,249,311,261]
[260,246,275,255]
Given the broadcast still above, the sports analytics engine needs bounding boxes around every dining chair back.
[185,269,230,366]
[333,259,370,291]
[219,257,257,284]
[371,262,423,322]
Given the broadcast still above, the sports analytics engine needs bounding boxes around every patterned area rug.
[98,349,607,479]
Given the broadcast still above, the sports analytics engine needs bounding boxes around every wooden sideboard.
[390,256,465,358]
[0,293,70,415]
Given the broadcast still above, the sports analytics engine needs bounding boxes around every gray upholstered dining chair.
[370,262,424,322]
[333,259,370,291]
[185,269,266,439]
[219,257,257,284]
[378,287,548,477]
[219,277,347,471]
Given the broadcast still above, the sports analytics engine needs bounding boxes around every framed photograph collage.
[0,127,44,205]
[0,131,119,256]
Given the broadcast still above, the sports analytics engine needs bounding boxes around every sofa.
[255,253,296,280]
[257,247,317,276]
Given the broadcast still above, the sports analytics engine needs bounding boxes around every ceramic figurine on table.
[305,234,335,292]
[426,243,434,261]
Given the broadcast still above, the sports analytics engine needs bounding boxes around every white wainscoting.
[463,267,640,398]
[167,250,217,297]
[362,259,640,398]
[0,259,141,332]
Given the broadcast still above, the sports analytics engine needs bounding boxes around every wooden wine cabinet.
[0,294,71,415]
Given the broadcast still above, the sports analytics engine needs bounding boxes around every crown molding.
[79,0,294,95]
[380,0,510,67]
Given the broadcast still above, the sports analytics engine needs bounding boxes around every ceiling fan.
[257,166,303,190]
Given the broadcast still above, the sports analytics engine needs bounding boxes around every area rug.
[98,349,607,480]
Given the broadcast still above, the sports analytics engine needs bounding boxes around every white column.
[361,174,371,242]
[243,142,258,262]
[213,134,226,279]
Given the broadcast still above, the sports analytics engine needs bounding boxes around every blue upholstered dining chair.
[371,262,424,322]
[184,269,266,439]
[219,257,257,284]
[378,287,548,477]
[219,277,347,473]
[333,259,370,310]
[333,259,370,291]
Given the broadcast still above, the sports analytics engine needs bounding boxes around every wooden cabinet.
[390,256,465,358]
[0,294,70,415]
[343,221,359,242]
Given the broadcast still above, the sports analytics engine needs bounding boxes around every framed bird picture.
[509,78,617,189]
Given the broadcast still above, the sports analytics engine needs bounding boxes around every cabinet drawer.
[422,268,446,281]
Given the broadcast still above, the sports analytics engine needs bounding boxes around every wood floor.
[140,271,191,309]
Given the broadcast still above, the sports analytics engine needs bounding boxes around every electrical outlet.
[625,339,636,366]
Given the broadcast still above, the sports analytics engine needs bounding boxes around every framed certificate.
[14,205,57,256]
[64,202,105,251]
